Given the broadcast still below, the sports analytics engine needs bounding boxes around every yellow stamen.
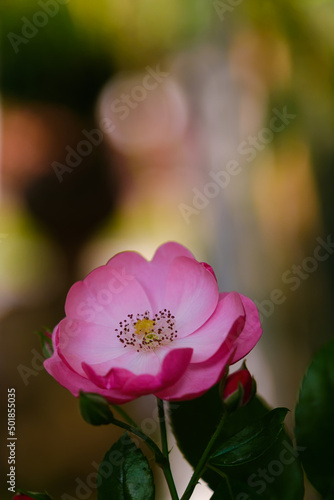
[134,318,154,336]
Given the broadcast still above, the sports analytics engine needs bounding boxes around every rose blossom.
[44,242,262,403]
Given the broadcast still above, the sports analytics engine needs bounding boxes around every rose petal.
[108,242,195,310]
[65,268,152,326]
[155,345,234,401]
[175,292,245,362]
[84,346,169,377]
[57,318,128,376]
[228,293,262,363]
[152,241,195,266]
[163,256,219,337]
[83,348,193,398]
[44,344,132,404]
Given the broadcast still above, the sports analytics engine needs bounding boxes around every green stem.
[207,465,234,499]
[157,398,180,500]
[112,404,138,427]
[111,406,179,500]
[181,411,228,500]
[110,416,163,461]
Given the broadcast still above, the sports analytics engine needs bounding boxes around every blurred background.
[1,1,334,498]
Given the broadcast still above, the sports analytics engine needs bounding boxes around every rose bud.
[14,491,52,500]
[221,365,255,412]
[36,328,53,359]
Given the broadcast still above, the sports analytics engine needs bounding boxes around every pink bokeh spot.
[44,242,262,403]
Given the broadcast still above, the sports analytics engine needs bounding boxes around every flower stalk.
[110,402,180,500]
[108,416,163,460]
[112,404,138,427]
[181,411,228,500]
[157,398,180,500]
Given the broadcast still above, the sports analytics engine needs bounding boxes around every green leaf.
[79,392,114,426]
[169,385,304,499]
[169,385,267,489]
[221,432,305,500]
[16,489,53,500]
[295,337,334,497]
[97,432,155,500]
[209,408,288,466]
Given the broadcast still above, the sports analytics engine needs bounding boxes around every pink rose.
[44,242,262,403]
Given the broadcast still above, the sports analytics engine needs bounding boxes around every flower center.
[134,318,155,336]
[116,309,178,352]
